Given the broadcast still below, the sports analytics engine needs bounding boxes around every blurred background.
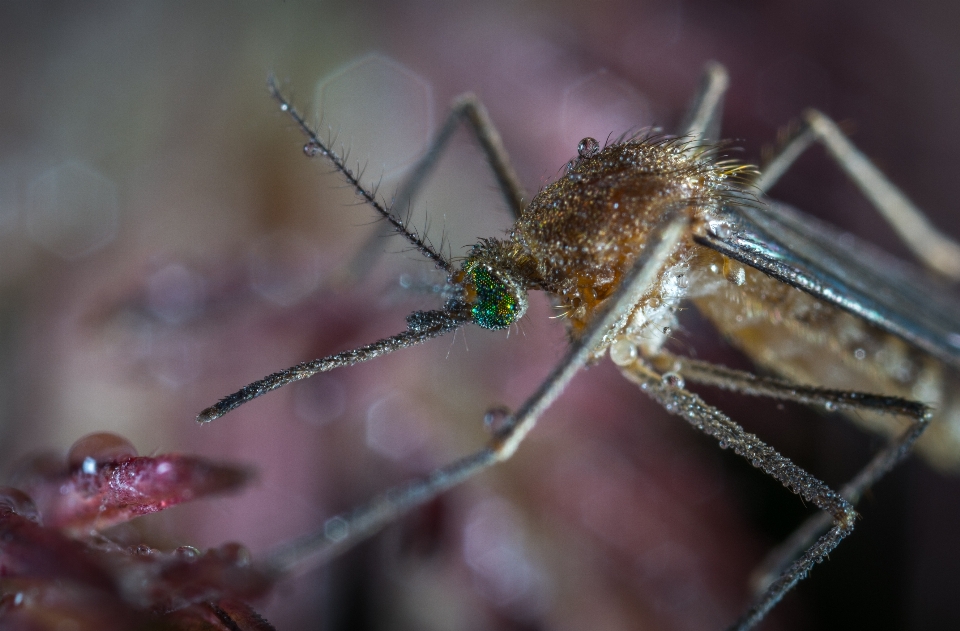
[1,1,959,629]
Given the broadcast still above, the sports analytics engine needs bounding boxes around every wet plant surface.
[0,432,276,630]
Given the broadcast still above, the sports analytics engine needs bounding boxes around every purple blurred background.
[1,1,959,629]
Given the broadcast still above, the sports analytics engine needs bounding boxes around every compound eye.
[467,265,524,330]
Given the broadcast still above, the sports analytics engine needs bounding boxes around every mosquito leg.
[260,215,690,578]
[617,357,857,631]
[650,353,928,421]
[394,93,528,220]
[647,353,931,595]
[751,122,816,194]
[333,93,530,288]
[678,61,730,146]
[754,109,960,280]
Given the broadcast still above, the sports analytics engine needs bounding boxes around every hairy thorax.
[469,137,738,338]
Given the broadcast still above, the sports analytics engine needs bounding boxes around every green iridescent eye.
[468,265,522,330]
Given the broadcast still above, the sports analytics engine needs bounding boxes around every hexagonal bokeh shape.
[26,161,119,260]
[315,53,433,183]
[560,69,652,153]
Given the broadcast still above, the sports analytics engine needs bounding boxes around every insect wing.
[696,200,960,369]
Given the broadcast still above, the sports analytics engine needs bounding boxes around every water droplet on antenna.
[303,141,327,157]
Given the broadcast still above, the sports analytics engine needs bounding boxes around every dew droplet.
[824,401,837,412]
[609,339,638,366]
[176,545,201,559]
[577,137,600,158]
[303,141,327,157]
[67,433,137,470]
[661,372,685,389]
[708,220,732,240]
[483,406,512,434]
[718,440,728,449]
[0,487,40,523]
[854,348,866,360]
[279,103,289,112]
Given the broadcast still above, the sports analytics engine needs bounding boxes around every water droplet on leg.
[609,339,637,366]
[483,406,513,435]
[661,372,685,389]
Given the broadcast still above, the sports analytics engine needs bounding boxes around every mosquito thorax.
[511,136,745,336]
[455,257,529,330]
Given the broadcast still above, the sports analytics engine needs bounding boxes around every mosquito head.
[456,258,529,330]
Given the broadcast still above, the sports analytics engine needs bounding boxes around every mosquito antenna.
[267,76,452,273]
[197,309,467,423]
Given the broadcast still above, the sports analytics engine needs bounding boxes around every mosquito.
[195,62,960,630]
